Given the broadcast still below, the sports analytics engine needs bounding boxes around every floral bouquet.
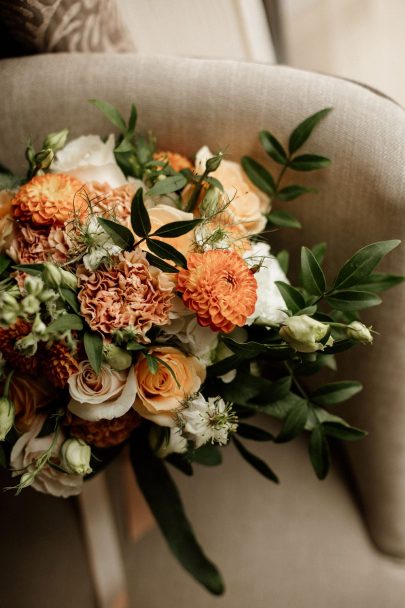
[0,100,402,594]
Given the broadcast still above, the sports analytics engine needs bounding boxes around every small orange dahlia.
[153,151,194,173]
[43,342,80,388]
[0,319,39,374]
[65,409,141,448]
[177,250,257,333]
[12,173,85,226]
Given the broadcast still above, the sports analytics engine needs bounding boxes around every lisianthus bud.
[61,438,92,475]
[279,315,332,353]
[59,269,78,291]
[21,294,40,315]
[103,343,132,371]
[43,128,69,152]
[35,148,54,170]
[346,321,373,345]
[205,153,223,173]
[32,314,47,336]
[15,333,38,356]
[0,396,14,440]
[24,276,45,297]
[42,262,62,289]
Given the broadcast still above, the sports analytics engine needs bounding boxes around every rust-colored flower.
[177,250,257,333]
[153,151,194,173]
[65,409,141,448]
[12,173,85,226]
[78,249,174,340]
[0,319,38,373]
[43,342,80,389]
[7,374,58,433]
[15,224,52,263]
[87,181,137,223]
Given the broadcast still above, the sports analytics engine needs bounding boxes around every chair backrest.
[1,52,404,557]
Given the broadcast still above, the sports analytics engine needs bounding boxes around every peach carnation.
[87,181,137,223]
[78,249,174,340]
[153,151,194,173]
[0,320,39,374]
[133,346,206,427]
[177,250,257,333]
[43,343,80,389]
[65,409,141,448]
[12,173,85,226]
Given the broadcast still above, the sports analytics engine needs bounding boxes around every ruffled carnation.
[78,250,174,340]
[65,409,141,448]
[88,181,137,223]
[12,173,85,226]
[177,250,257,333]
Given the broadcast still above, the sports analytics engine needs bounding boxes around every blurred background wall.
[117,0,405,106]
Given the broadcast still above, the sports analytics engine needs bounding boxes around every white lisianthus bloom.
[61,438,92,475]
[68,362,137,421]
[280,315,333,353]
[245,241,289,326]
[156,427,188,458]
[52,134,126,187]
[180,393,238,448]
[82,216,122,270]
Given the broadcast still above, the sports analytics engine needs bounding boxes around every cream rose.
[133,346,206,427]
[195,146,268,234]
[68,361,137,421]
[10,415,83,497]
[52,134,126,187]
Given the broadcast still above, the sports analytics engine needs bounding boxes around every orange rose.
[133,346,206,426]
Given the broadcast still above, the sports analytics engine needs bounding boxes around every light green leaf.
[267,210,301,229]
[147,174,187,196]
[47,314,83,334]
[84,331,103,374]
[89,99,127,131]
[276,249,290,274]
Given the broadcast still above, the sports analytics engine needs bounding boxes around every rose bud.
[205,152,224,173]
[59,269,78,291]
[35,148,54,170]
[103,343,132,371]
[346,321,373,345]
[43,128,69,152]
[61,438,92,476]
[279,315,333,353]
[0,396,15,440]
[42,262,62,289]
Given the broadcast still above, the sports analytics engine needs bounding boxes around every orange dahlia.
[153,151,194,173]
[43,342,80,388]
[65,409,141,448]
[177,250,257,333]
[12,173,85,226]
[0,319,38,374]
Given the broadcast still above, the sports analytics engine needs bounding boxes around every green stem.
[185,169,209,213]
[284,361,307,400]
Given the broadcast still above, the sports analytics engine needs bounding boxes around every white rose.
[52,134,126,187]
[68,362,137,421]
[155,427,188,458]
[245,242,289,326]
[10,416,83,498]
[61,438,92,475]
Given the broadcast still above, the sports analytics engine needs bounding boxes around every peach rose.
[140,205,195,257]
[133,346,206,427]
[8,374,57,433]
[68,361,137,421]
[0,191,18,261]
[195,146,268,235]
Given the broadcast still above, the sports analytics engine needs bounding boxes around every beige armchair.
[0,53,404,608]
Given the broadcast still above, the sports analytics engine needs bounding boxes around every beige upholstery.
[0,53,404,606]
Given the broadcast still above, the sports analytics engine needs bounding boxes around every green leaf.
[147,238,187,267]
[153,219,202,238]
[236,423,274,441]
[97,217,134,250]
[259,130,287,164]
[221,337,293,360]
[322,422,367,441]
[114,138,135,154]
[267,210,301,229]
[89,99,127,132]
[84,331,103,374]
[147,174,187,196]
[276,185,317,201]
[47,314,83,334]
[166,454,193,476]
[131,187,151,238]
[59,287,80,314]
[275,281,306,313]
[289,154,331,171]
[130,432,225,595]
[205,176,224,191]
[0,254,11,275]
[288,108,332,154]
[233,436,279,483]
[310,381,362,405]
[322,339,355,354]
[309,425,330,479]
[301,246,326,295]
[13,263,44,276]
[276,250,289,274]
[207,354,243,377]
[326,290,381,311]
[192,444,222,466]
[145,252,178,274]
[275,399,309,442]
[127,103,137,137]
[333,240,401,289]
[353,272,405,293]
[153,356,180,389]
[126,341,147,351]
[241,157,275,195]
[311,242,327,266]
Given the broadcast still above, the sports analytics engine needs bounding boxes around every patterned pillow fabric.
[0,0,134,56]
